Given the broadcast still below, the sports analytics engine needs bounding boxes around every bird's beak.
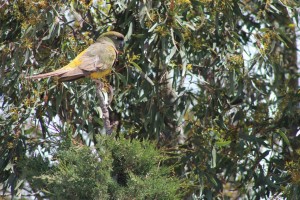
[119,41,125,49]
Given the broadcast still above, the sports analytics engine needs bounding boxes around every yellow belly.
[89,69,112,79]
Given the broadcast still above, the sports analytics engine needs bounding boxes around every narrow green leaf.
[251,80,266,95]
[130,61,143,72]
[211,146,216,168]
[277,129,291,147]
[148,22,158,33]
[215,140,231,147]
[166,46,177,64]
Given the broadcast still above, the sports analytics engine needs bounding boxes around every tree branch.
[94,80,117,135]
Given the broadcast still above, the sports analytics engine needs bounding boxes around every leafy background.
[1,0,300,199]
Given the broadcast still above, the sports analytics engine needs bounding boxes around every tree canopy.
[1,0,300,199]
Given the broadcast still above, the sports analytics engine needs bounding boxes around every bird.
[26,31,124,82]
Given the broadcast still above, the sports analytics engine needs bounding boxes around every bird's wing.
[76,41,117,72]
[26,41,117,81]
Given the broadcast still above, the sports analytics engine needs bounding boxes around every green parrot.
[27,31,124,81]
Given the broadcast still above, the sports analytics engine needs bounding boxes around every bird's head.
[97,31,125,51]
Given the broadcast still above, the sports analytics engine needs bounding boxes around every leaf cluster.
[20,135,181,199]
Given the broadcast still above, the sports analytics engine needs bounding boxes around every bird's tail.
[26,68,86,82]
[25,71,62,80]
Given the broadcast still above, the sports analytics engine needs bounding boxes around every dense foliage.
[1,0,300,199]
[19,135,181,199]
